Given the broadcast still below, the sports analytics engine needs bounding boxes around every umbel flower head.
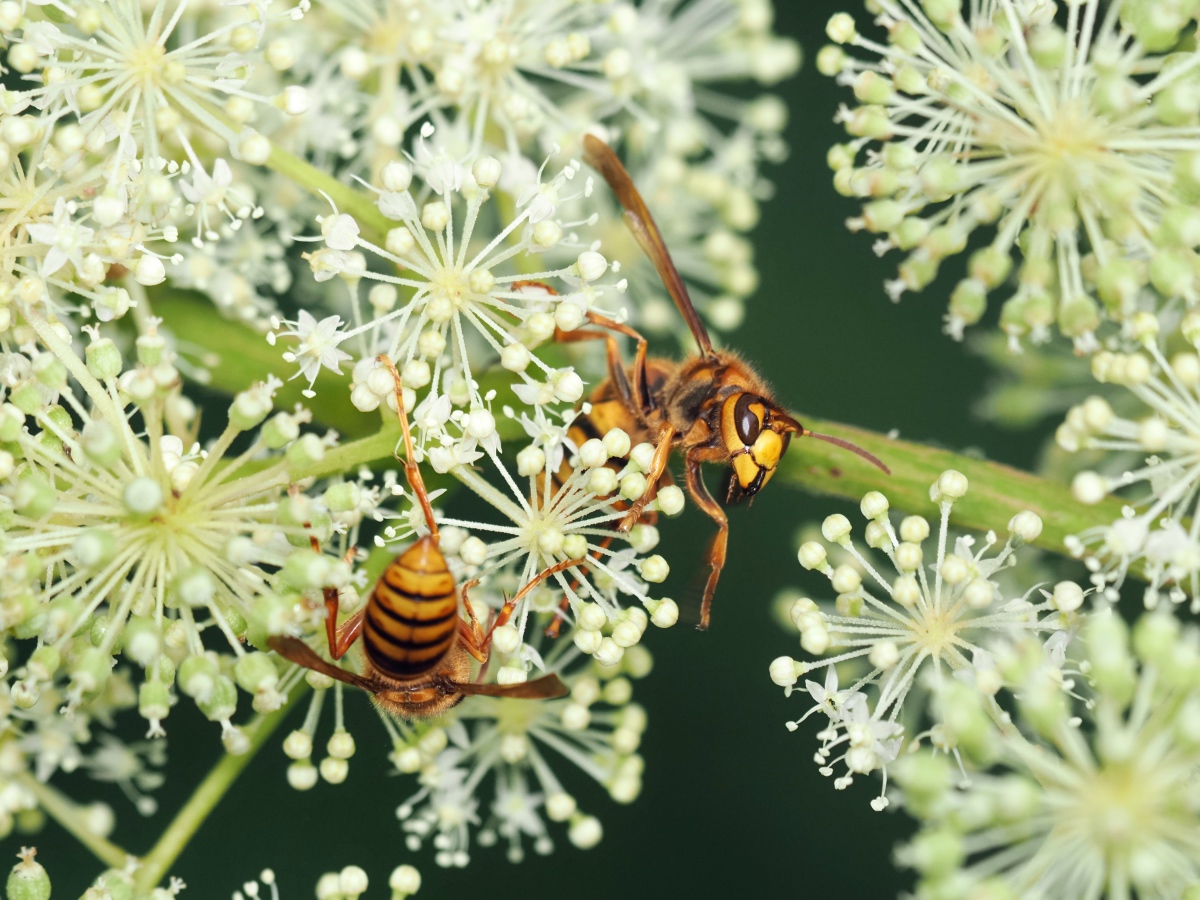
[770,471,1073,809]
[892,608,1200,900]
[820,0,1200,348]
[280,134,621,414]
[7,0,308,164]
[0,308,359,751]
[275,625,650,868]
[1058,319,1200,611]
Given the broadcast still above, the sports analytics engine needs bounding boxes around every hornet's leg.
[554,312,651,412]
[685,454,728,631]
[458,560,583,661]
[618,422,676,532]
[302,525,364,660]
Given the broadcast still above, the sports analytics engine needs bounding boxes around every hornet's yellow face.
[719,393,798,503]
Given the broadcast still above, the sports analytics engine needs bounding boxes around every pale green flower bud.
[235,652,279,693]
[262,412,300,449]
[139,678,171,723]
[69,646,111,696]
[6,849,50,900]
[85,337,123,380]
[1028,25,1066,69]
[179,654,219,701]
[199,674,237,722]
[286,433,326,467]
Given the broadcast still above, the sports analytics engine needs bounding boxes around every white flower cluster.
[0,0,796,890]
[770,471,1078,810]
[892,608,1200,900]
[278,0,800,339]
[278,632,650,868]
[821,0,1200,348]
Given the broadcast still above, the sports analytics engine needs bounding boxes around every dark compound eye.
[734,393,760,445]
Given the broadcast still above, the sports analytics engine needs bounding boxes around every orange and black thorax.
[573,352,795,504]
[362,536,459,679]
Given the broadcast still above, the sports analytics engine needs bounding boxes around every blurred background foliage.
[18,2,1067,896]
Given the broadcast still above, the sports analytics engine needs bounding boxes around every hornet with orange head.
[269,356,577,717]
[550,135,889,630]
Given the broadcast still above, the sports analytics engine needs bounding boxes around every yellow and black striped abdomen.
[362,536,459,678]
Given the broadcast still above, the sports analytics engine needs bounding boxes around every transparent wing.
[583,134,715,357]
[268,636,383,693]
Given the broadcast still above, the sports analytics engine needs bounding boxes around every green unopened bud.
[286,433,326,468]
[1159,204,1200,248]
[199,674,238,722]
[124,616,163,666]
[1132,613,1180,665]
[82,420,122,467]
[323,482,361,513]
[28,645,61,682]
[171,567,215,608]
[31,352,67,390]
[861,200,903,233]
[7,848,50,900]
[229,384,275,431]
[139,678,171,723]
[0,404,22,441]
[900,828,964,877]
[93,868,136,900]
[1154,79,1200,126]
[889,753,951,818]
[948,278,987,327]
[179,653,219,701]
[235,651,279,693]
[69,646,112,696]
[1028,25,1066,69]
[936,680,992,761]
[8,381,45,416]
[968,246,1012,289]
[222,606,248,639]
[1087,612,1136,706]
[1094,258,1144,314]
[852,70,893,105]
[73,528,116,569]
[123,476,164,516]
[14,473,55,518]
[136,330,166,366]
[86,337,123,380]
[261,412,300,449]
[815,44,846,77]
[1057,294,1100,339]
[281,548,332,590]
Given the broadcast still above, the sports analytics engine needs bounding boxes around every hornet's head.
[719,392,800,505]
[719,394,891,506]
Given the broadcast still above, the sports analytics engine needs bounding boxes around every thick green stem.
[132,695,299,893]
[151,274,1136,577]
[778,416,1130,572]
[13,770,130,870]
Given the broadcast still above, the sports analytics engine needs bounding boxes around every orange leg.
[555,312,650,413]
[618,422,676,532]
[376,354,438,539]
[300,526,365,660]
[458,560,582,660]
[544,536,615,638]
[685,454,728,631]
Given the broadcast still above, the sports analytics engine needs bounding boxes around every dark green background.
[18,3,1050,897]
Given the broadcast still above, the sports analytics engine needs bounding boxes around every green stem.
[132,694,300,893]
[151,279,1137,577]
[779,415,1131,574]
[13,770,130,870]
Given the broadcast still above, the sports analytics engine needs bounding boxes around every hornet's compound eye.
[734,393,761,446]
